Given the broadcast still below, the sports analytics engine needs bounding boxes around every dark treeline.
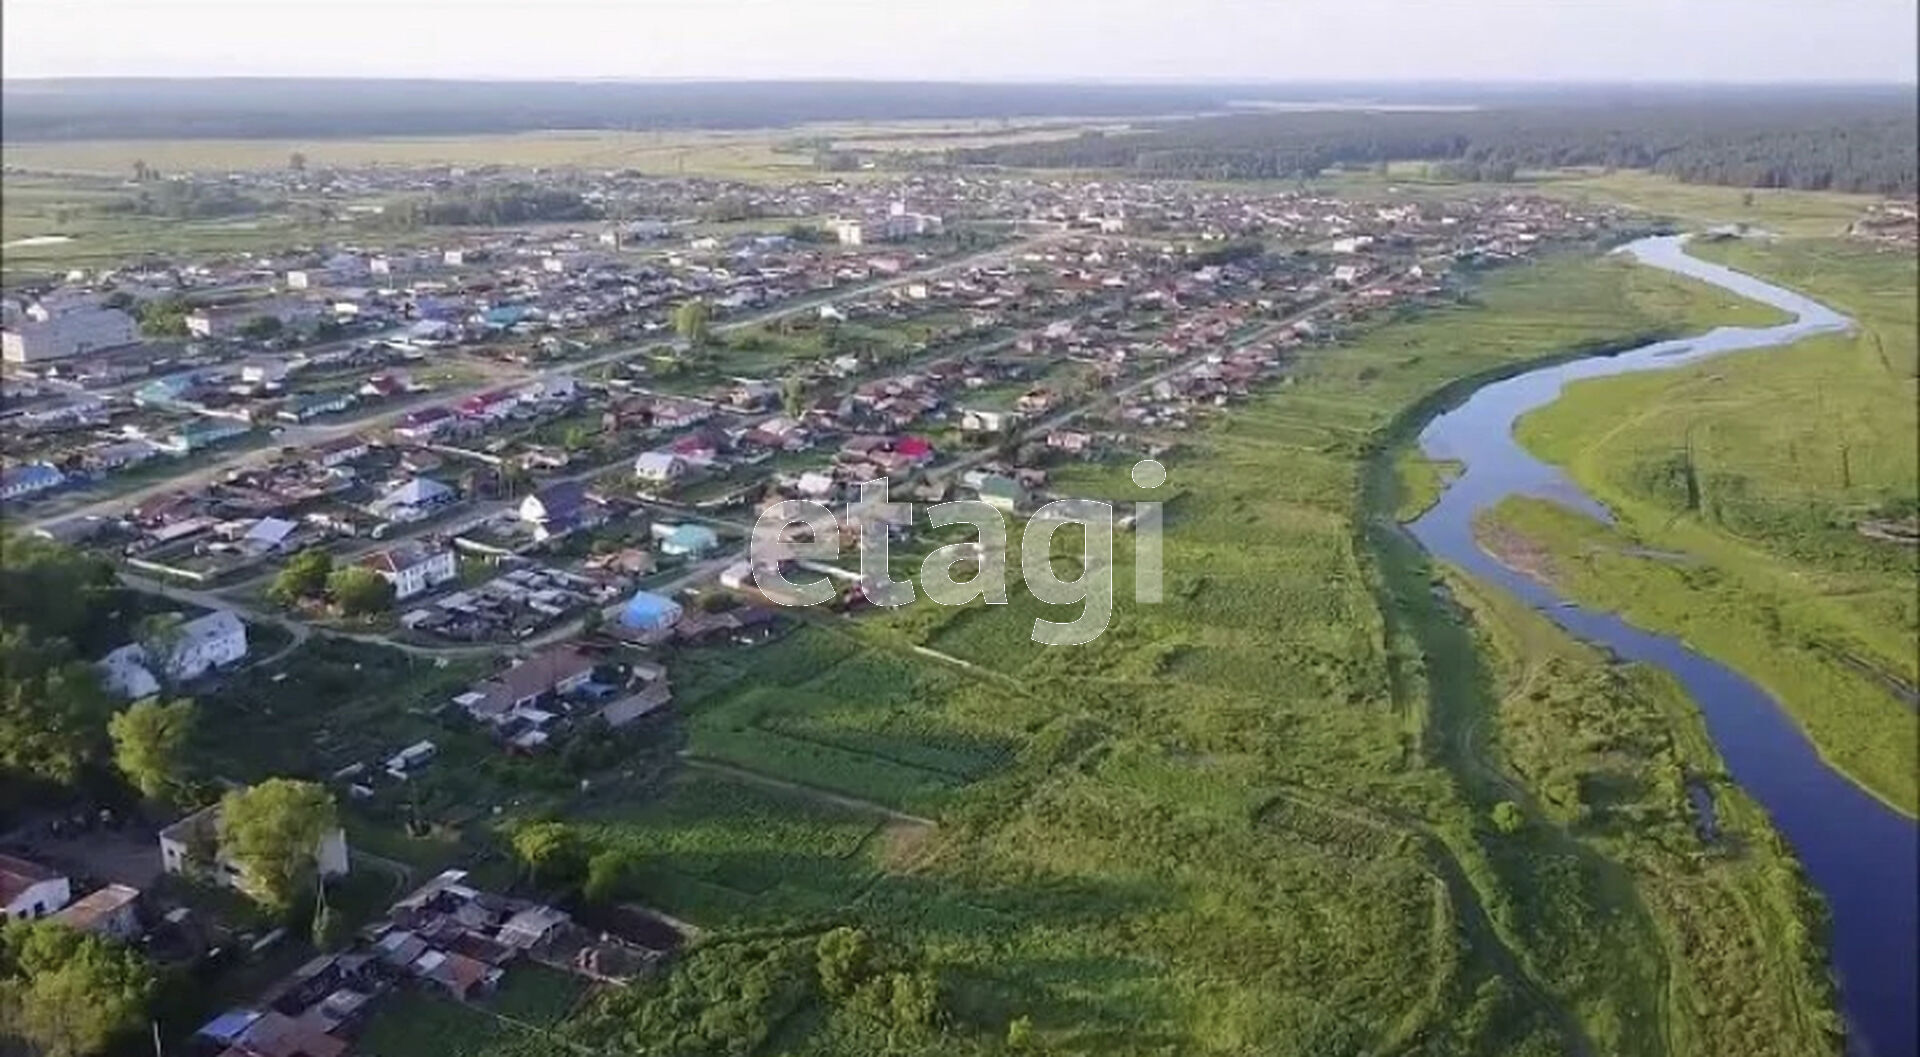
[1,79,1247,140]
[377,184,598,227]
[955,94,1920,194]
[99,179,264,219]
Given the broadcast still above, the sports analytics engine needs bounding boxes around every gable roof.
[525,480,586,520]
[362,540,448,576]
[467,647,597,717]
[0,853,63,905]
[175,609,246,651]
[378,477,454,508]
[54,884,140,931]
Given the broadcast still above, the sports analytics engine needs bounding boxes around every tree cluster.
[0,920,157,1057]
[957,97,1919,194]
[217,778,340,911]
[99,179,263,219]
[268,550,395,615]
[381,184,596,228]
[0,537,122,801]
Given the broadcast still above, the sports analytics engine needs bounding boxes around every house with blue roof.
[277,390,358,423]
[618,591,684,638]
[162,418,251,455]
[1,462,66,500]
[652,522,719,558]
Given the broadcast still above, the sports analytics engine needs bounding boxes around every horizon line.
[4,75,1916,88]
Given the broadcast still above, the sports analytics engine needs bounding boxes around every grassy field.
[112,235,1846,1055]
[1530,171,1879,240]
[1501,236,1918,813]
[416,245,1846,1057]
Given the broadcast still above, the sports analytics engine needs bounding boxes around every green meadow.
[477,247,1843,1056]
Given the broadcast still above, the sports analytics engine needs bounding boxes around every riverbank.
[1476,494,1919,816]
[1355,347,1842,1056]
[1398,233,1913,1057]
[1504,237,1918,815]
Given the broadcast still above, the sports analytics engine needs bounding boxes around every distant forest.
[4,80,1913,195]
[954,95,1920,194]
[0,79,1244,140]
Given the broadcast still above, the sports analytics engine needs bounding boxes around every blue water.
[1409,235,1919,1057]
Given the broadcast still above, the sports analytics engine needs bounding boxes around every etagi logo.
[747,460,1167,646]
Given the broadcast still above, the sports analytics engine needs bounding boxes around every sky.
[4,0,1916,83]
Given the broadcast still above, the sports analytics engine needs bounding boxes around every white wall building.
[830,218,865,246]
[159,803,350,893]
[0,854,72,921]
[1,307,139,363]
[156,609,250,681]
[362,542,458,601]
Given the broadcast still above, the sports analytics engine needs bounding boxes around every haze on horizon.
[4,0,1916,85]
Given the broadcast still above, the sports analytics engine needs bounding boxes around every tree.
[239,315,284,341]
[0,919,157,1057]
[0,535,119,644]
[289,151,307,173]
[815,926,870,999]
[0,632,114,790]
[218,779,339,911]
[327,566,395,616]
[1006,1014,1037,1050]
[135,613,189,684]
[134,295,193,338]
[129,159,150,183]
[886,971,942,1035]
[780,373,809,419]
[107,698,196,804]
[1490,800,1524,835]
[583,848,639,906]
[510,821,584,887]
[673,298,712,347]
[269,549,332,605]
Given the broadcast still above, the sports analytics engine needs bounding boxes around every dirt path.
[676,753,936,828]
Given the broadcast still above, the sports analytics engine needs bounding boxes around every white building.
[163,609,249,680]
[52,884,142,940]
[830,218,865,246]
[159,803,350,893]
[633,451,687,484]
[1,307,139,363]
[98,609,248,698]
[362,542,458,601]
[98,644,163,700]
[0,854,72,921]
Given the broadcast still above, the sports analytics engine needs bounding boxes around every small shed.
[618,591,684,634]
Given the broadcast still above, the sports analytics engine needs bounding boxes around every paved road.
[20,234,1065,533]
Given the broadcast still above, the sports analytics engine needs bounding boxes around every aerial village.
[1,165,1637,1055]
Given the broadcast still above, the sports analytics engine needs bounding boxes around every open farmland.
[0,118,1124,179]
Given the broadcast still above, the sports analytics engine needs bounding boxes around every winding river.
[1408,234,1919,1057]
